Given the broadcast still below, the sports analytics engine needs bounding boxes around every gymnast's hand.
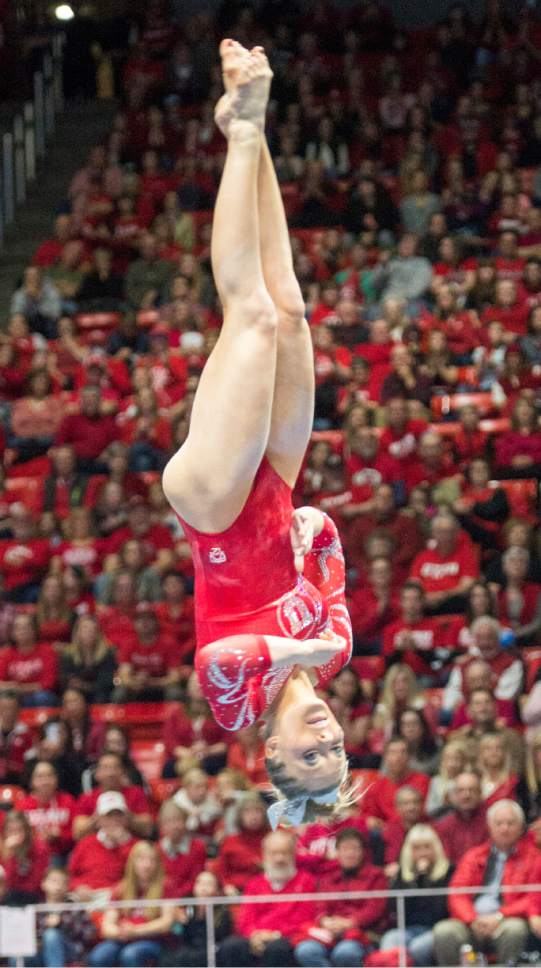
[290,506,324,572]
[297,627,346,668]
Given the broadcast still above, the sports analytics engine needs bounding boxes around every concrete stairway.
[0,97,116,321]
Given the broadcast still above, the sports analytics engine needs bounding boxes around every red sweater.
[236,870,317,943]
[163,707,227,760]
[68,833,137,890]
[495,430,541,470]
[56,413,119,459]
[307,864,388,944]
[4,838,51,897]
[213,831,265,891]
[435,808,488,866]
[16,792,75,855]
[158,837,207,897]
[0,643,58,691]
[362,772,430,824]
[449,837,541,923]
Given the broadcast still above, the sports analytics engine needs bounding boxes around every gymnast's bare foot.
[215,46,272,138]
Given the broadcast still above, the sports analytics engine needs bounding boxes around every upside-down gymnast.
[162,41,353,828]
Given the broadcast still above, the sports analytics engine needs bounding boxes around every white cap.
[96,791,128,816]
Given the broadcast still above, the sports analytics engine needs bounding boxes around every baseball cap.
[96,791,128,815]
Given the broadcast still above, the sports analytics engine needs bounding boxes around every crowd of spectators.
[2,0,541,964]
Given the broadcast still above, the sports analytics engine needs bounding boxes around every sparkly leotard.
[177,458,352,730]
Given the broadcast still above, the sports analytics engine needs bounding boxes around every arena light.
[54,3,75,20]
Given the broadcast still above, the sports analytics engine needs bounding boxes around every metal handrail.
[6,880,541,968]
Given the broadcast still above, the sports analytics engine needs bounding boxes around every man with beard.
[218,830,316,967]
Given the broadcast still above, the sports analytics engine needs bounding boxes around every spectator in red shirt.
[42,445,90,520]
[498,546,541,644]
[0,612,58,707]
[362,737,430,827]
[213,792,268,895]
[295,827,388,967]
[453,457,509,552]
[348,555,400,653]
[2,809,50,904]
[0,503,51,603]
[157,798,206,897]
[410,511,479,613]
[453,405,489,470]
[218,830,317,968]
[405,430,461,495]
[154,572,195,664]
[162,670,228,778]
[32,214,74,268]
[444,618,524,713]
[112,602,182,702]
[343,483,423,581]
[379,395,428,465]
[105,494,174,566]
[435,770,488,866]
[0,689,34,784]
[227,725,267,787]
[381,785,426,879]
[342,427,403,516]
[433,800,539,967]
[73,751,153,840]
[55,384,120,473]
[494,394,541,478]
[69,790,138,900]
[383,581,446,679]
[380,343,433,406]
[17,759,75,858]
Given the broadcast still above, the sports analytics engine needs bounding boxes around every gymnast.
[163,41,353,827]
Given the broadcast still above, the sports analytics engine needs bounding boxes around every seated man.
[295,827,388,967]
[383,580,447,680]
[73,752,152,840]
[68,791,138,899]
[362,737,430,828]
[218,830,316,968]
[448,687,524,770]
[112,602,183,702]
[444,616,524,711]
[410,511,479,614]
[382,785,425,879]
[435,770,488,867]
[434,800,541,967]
[158,798,207,897]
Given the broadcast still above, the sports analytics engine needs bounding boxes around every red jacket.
[362,773,430,824]
[4,838,51,897]
[68,833,137,891]
[16,792,75,856]
[296,817,371,878]
[449,836,541,923]
[306,863,388,944]
[236,870,317,944]
[213,831,265,891]
[158,836,207,897]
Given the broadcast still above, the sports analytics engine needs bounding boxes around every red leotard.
[177,458,352,730]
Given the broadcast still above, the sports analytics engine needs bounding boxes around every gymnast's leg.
[163,48,277,533]
[258,125,315,488]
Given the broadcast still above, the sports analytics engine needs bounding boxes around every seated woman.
[88,841,175,968]
[162,42,352,825]
[212,791,268,895]
[82,724,147,793]
[494,394,541,479]
[60,616,117,704]
[425,739,472,818]
[36,573,75,646]
[8,368,64,462]
[327,665,376,768]
[497,545,541,645]
[162,871,232,968]
[478,732,519,806]
[16,759,75,859]
[162,670,228,778]
[394,706,441,776]
[379,824,453,967]
[2,810,50,904]
[370,664,427,756]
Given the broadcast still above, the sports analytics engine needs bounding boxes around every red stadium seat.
[427,422,462,438]
[456,366,480,387]
[75,312,121,331]
[479,417,511,435]
[131,740,166,782]
[19,707,55,727]
[90,702,177,740]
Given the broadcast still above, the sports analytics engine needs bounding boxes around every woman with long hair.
[162,42,352,826]
[478,732,519,806]
[61,614,117,703]
[17,759,75,858]
[379,824,452,967]
[88,841,174,967]
[425,739,471,817]
[518,731,541,821]
[395,707,441,776]
[371,664,424,752]
[36,573,74,645]
[1,809,51,903]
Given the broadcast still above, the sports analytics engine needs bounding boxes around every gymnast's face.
[265,698,346,793]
